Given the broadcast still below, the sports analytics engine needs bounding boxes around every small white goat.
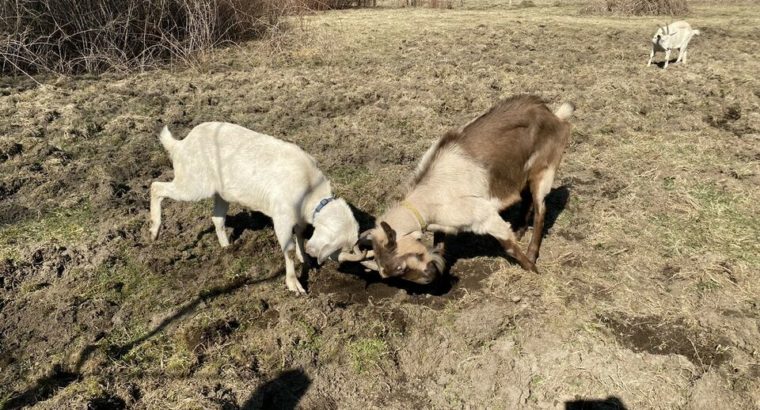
[648,21,700,69]
[150,122,364,294]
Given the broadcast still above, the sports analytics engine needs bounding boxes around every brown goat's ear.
[380,222,397,249]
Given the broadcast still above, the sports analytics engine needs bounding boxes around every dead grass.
[1,2,759,409]
[582,0,689,15]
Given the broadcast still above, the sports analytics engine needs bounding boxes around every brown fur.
[415,95,571,203]
[370,95,573,281]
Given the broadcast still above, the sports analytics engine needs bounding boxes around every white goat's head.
[305,198,363,264]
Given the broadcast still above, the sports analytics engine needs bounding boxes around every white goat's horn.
[337,245,367,262]
[361,260,380,271]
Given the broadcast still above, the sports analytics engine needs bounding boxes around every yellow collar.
[401,200,426,230]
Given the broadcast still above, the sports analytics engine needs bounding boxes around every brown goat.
[362,95,574,283]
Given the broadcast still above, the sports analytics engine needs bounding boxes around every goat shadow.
[565,396,628,410]
[441,185,571,270]
[652,58,680,69]
[241,369,312,410]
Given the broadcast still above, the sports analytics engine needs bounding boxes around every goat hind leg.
[212,194,230,247]
[526,168,555,263]
[150,181,178,240]
[515,189,534,241]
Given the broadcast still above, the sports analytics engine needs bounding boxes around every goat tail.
[158,126,179,153]
[692,29,701,35]
[554,102,575,121]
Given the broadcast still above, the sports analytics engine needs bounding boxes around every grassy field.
[1,1,759,409]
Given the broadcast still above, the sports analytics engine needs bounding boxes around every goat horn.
[360,260,380,271]
[337,245,367,262]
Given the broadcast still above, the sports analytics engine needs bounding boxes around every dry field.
[1,1,759,409]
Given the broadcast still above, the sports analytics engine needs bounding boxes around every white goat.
[648,21,700,69]
[149,122,364,294]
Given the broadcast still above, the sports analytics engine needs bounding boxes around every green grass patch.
[0,205,94,260]
[348,338,388,374]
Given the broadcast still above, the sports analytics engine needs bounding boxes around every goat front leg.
[273,215,306,294]
[526,168,555,263]
[212,194,230,247]
[647,48,655,67]
[664,49,671,69]
[293,224,306,265]
[482,213,537,273]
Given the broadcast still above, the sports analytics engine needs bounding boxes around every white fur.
[648,21,701,69]
[150,122,359,294]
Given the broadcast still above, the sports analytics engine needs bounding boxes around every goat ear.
[380,222,396,249]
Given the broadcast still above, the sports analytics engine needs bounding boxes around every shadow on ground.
[442,185,571,269]
[241,369,311,410]
[566,396,628,410]
[1,274,281,410]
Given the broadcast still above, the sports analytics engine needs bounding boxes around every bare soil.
[1,1,759,409]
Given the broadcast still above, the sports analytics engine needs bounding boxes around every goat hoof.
[286,277,306,295]
[150,229,159,240]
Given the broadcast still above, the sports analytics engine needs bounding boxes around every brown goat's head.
[364,221,445,285]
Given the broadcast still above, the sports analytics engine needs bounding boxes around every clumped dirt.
[1,1,760,409]
[599,314,731,368]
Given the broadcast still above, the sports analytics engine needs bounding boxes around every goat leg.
[500,238,538,273]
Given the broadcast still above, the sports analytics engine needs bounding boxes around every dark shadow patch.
[598,314,731,368]
[241,369,311,410]
[1,364,79,410]
[443,185,570,269]
[226,211,273,243]
[347,202,376,233]
[652,58,679,69]
[566,396,628,410]
[311,258,493,309]
[87,394,126,410]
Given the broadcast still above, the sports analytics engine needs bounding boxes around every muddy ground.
[1,1,759,409]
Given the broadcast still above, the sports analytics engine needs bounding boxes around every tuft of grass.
[348,338,388,373]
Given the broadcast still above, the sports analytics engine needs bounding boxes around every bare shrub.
[582,0,689,15]
[296,0,376,10]
[396,0,460,7]
[0,0,298,75]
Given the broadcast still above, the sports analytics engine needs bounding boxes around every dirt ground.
[1,1,759,409]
